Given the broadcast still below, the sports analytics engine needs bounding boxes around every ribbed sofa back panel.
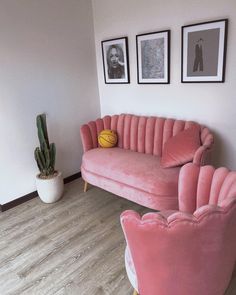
[95,118,104,135]
[173,120,185,136]
[103,115,111,129]
[82,114,204,156]
[123,114,132,150]
[110,115,119,131]
[137,117,147,154]
[117,114,125,148]
[153,118,164,156]
[130,116,139,152]
[162,119,175,151]
[145,117,156,154]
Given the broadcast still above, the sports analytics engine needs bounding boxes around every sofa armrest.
[193,145,209,165]
[193,129,214,165]
[80,116,114,152]
[80,121,99,152]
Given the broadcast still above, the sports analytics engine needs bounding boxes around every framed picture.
[182,19,228,83]
[101,37,130,84]
[136,30,170,84]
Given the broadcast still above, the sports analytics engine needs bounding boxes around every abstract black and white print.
[141,38,164,79]
[136,30,170,84]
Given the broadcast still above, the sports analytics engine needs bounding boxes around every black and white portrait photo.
[102,37,130,84]
[182,19,228,82]
[106,44,125,79]
[136,30,170,84]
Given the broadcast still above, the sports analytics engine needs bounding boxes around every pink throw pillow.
[161,126,201,168]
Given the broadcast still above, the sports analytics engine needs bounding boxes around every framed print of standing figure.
[182,19,228,83]
[101,37,130,84]
[136,30,170,84]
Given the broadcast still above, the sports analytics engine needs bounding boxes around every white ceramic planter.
[36,171,64,203]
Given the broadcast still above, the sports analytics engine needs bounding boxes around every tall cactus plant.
[34,114,56,178]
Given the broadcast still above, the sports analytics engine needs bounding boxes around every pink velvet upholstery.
[121,163,236,295]
[80,114,213,161]
[161,125,201,168]
[82,148,180,210]
[81,114,214,210]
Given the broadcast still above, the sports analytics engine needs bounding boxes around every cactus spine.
[34,114,56,178]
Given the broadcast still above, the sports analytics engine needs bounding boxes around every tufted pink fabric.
[80,114,213,161]
[121,163,236,295]
[81,114,214,210]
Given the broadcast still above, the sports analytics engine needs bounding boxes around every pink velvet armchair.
[121,163,236,295]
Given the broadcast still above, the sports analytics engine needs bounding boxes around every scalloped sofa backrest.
[80,114,213,159]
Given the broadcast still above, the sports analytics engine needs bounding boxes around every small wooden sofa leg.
[133,289,138,295]
[84,181,88,192]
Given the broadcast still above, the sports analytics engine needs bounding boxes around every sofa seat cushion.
[82,147,180,197]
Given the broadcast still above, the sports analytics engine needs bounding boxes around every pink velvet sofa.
[121,163,236,295]
[80,114,213,210]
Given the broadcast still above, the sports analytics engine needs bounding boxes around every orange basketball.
[98,129,118,148]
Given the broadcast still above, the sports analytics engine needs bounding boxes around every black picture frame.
[101,37,130,84]
[136,30,170,84]
[181,19,228,83]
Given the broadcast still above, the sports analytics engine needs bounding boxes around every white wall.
[92,0,236,169]
[0,0,100,204]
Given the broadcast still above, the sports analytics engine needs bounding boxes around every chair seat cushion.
[82,147,180,197]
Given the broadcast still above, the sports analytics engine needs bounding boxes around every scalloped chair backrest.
[178,163,236,213]
[121,163,236,295]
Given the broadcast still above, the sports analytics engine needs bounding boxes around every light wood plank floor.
[0,178,235,295]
